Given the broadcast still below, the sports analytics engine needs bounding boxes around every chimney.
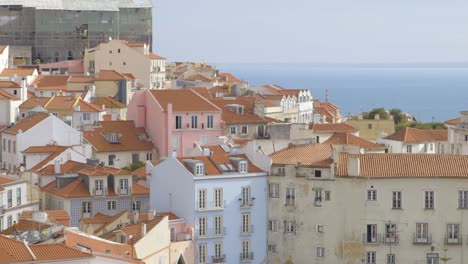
[348,156,360,177]
[132,212,139,223]
[147,210,156,221]
[54,160,61,174]
[202,148,210,156]
[141,223,147,237]
[253,100,265,117]
[171,150,177,158]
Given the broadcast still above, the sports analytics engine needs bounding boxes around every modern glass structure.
[0,0,152,63]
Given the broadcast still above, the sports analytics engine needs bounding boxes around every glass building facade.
[0,4,152,63]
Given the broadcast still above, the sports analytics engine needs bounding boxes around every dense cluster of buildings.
[1,2,468,264]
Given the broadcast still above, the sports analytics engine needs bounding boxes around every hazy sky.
[152,0,468,64]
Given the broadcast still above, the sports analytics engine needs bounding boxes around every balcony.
[196,200,226,211]
[413,233,432,244]
[383,234,399,244]
[445,235,463,245]
[240,225,254,235]
[362,233,382,244]
[239,198,255,208]
[195,227,226,239]
[240,252,254,262]
[212,254,226,263]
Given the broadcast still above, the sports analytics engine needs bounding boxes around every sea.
[214,63,468,123]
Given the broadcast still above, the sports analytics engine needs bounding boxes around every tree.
[389,108,405,125]
[440,248,452,263]
[122,161,145,171]
[367,107,389,120]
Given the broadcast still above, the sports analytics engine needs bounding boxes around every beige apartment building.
[84,40,166,89]
[268,144,468,264]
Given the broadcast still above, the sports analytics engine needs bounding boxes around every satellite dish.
[360,148,365,154]
[19,166,25,172]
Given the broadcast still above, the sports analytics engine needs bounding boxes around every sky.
[152,0,468,64]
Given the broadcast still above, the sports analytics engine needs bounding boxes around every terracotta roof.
[310,123,358,133]
[120,217,164,244]
[150,89,221,112]
[337,153,468,178]
[127,42,145,47]
[68,76,94,83]
[209,97,276,124]
[77,100,103,112]
[0,235,35,263]
[445,117,461,125]
[277,89,302,97]
[383,127,448,143]
[147,52,166,60]
[0,89,20,100]
[185,73,213,82]
[92,97,126,109]
[270,143,333,167]
[20,210,70,222]
[156,212,180,221]
[0,81,21,88]
[324,132,385,150]
[0,68,35,77]
[2,113,49,135]
[2,219,53,236]
[42,96,78,109]
[30,75,68,90]
[36,160,87,175]
[95,70,131,81]
[23,145,69,172]
[30,243,94,262]
[314,100,341,122]
[83,121,155,152]
[189,87,212,99]
[78,164,132,177]
[0,175,17,185]
[217,72,242,83]
[0,46,6,54]
[82,210,128,235]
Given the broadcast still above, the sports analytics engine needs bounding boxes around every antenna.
[325,88,329,102]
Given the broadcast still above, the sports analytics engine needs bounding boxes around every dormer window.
[239,161,248,173]
[195,163,204,176]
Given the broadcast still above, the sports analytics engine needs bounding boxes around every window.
[108,154,116,166]
[325,191,331,201]
[458,190,468,208]
[286,188,296,206]
[16,188,21,205]
[214,215,223,235]
[119,179,128,195]
[82,202,91,215]
[198,217,207,236]
[198,189,207,209]
[241,240,251,260]
[366,224,377,243]
[83,113,90,121]
[277,167,285,175]
[387,254,395,264]
[447,224,460,243]
[315,189,323,207]
[195,163,204,176]
[107,201,116,210]
[241,186,252,207]
[7,140,10,153]
[316,136,320,143]
[385,223,397,243]
[214,188,223,208]
[7,190,12,207]
[7,216,12,228]
[13,89,17,95]
[392,191,402,209]
[269,183,279,198]
[367,190,377,201]
[424,191,434,209]
[406,144,412,153]
[368,124,373,129]
[239,161,247,173]
[241,213,251,233]
[2,138,5,151]
[118,48,120,53]
[95,180,103,196]
[366,251,376,264]
[146,152,153,161]
[229,126,237,135]
[268,244,276,253]
[317,225,324,233]
[268,220,277,232]
[13,141,15,154]
[123,62,126,66]
[466,135,468,142]
[175,116,182,129]
[427,253,439,264]
[198,243,207,263]
[316,247,325,258]
[314,170,322,177]
[285,220,296,234]
[241,125,248,134]
[132,153,139,164]
[416,223,429,243]
[214,242,223,259]
[206,115,213,129]
[132,200,141,212]
[191,115,198,128]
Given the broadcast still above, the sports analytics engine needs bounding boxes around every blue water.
[214,63,468,122]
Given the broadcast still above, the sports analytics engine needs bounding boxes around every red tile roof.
[209,97,276,124]
[324,132,385,150]
[68,76,94,83]
[95,70,132,81]
[0,68,36,77]
[36,160,87,175]
[150,89,221,112]
[310,123,358,133]
[217,72,242,84]
[2,113,49,135]
[92,97,127,109]
[23,145,69,172]
[20,210,70,222]
[147,52,166,60]
[0,89,20,100]
[0,81,21,88]
[445,117,461,125]
[383,127,447,143]
[270,143,333,167]
[337,153,468,178]
[30,75,69,90]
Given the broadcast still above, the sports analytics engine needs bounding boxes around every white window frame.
[392,191,402,209]
[268,219,277,232]
[198,243,207,264]
[286,187,296,206]
[241,213,251,233]
[416,222,429,243]
[195,163,204,176]
[458,190,468,208]
[285,220,296,234]
[119,179,128,195]
[239,161,247,173]
[366,251,376,264]
[387,254,395,264]
[206,115,214,129]
[198,189,207,210]
[367,190,377,201]
[214,188,223,208]
[229,126,237,135]
[198,217,207,236]
[191,115,198,129]
[214,215,223,235]
[424,191,434,209]
[447,223,460,243]
[107,200,116,210]
[269,183,279,198]
[316,247,325,258]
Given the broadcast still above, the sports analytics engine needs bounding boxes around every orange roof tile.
[0,175,17,185]
[77,100,103,112]
[0,46,6,54]
[217,72,242,83]
[0,235,35,263]
[23,145,69,172]
[150,89,221,112]
[20,210,70,222]
[78,165,132,177]
[68,76,94,83]
[120,217,164,244]
[324,132,385,150]
[30,75,68,90]
[19,97,50,109]
[0,81,21,88]
[95,70,131,81]
[2,113,49,135]
[30,243,93,262]
[384,127,447,143]
[147,52,166,60]
[36,160,87,175]
[2,219,53,236]
[83,121,155,152]
[189,87,212,99]
[0,68,36,77]
[92,97,126,109]
[337,153,468,178]
[185,73,213,82]
[270,143,333,167]
[156,212,180,220]
[209,97,276,124]
[127,42,145,47]
[43,96,79,109]
[0,89,20,100]
[310,123,358,133]
[445,117,461,125]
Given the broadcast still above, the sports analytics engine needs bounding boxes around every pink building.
[128,89,223,157]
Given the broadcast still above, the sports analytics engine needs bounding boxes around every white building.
[445,111,468,155]
[377,127,448,154]
[0,46,9,74]
[150,145,268,264]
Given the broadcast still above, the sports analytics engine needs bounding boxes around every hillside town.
[0,1,468,264]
